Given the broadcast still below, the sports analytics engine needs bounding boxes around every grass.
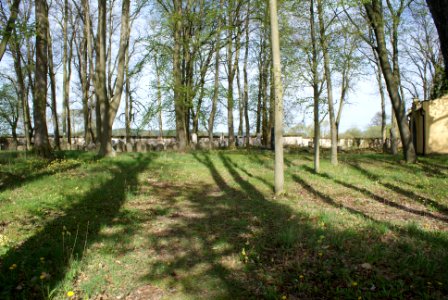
[0,149,447,299]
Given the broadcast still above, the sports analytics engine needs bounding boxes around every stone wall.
[0,135,388,152]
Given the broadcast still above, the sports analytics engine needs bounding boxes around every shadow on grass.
[345,162,448,215]
[223,153,274,192]
[139,152,447,299]
[300,165,448,224]
[0,161,82,193]
[0,153,153,299]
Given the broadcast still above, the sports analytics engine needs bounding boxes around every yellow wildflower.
[67,291,75,297]
[299,275,304,279]
[352,281,358,287]
[9,264,17,270]
[40,272,49,280]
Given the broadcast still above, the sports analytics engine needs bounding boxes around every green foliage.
[430,64,448,99]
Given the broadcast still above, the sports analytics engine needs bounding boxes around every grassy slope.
[0,150,447,299]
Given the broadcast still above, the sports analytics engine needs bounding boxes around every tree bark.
[62,0,72,148]
[364,1,416,163]
[173,0,187,151]
[94,0,109,155]
[47,28,60,150]
[317,0,338,165]
[269,0,284,195]
[0,0,20,61]
[11,30,32,150]
[374,55,387,152]
[125,45,131,143]
[155,56,163,139]
[208,0,223,150]
[243,0,250,148]
[310,0,320,173]
[34,0,52,158]
[97,0,130,156]
[426,0,448,90]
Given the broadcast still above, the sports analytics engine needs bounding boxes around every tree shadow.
[301,165,448,224]
[345,161,448,215]
[291,170,448,249]
[221,152,274,192]
[0,153,153,299]
[0,161,82,193]
[139,152,447,299]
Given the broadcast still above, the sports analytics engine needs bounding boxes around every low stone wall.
[0,135,388,152]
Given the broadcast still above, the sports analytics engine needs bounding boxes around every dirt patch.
[125,285,165,300]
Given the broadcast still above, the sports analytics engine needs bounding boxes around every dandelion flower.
[318,252,323,257]
[281,296,287,300]
[67,291,75,297]
[299,275,304,279]
[352,281,358,287]
[9,264,17,270]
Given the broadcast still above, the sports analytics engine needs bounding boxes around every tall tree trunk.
[11,31,32,150]
[390,108,399,154]
[94,0,108,154]
[173,0,187,151]
[261,39,269,146]
[155,56,163,139]
[237,58,243,137]
[269,0,284,195]
[77,19,92,145]
[310,0,320,173]
[426,0,448,92]
[243,0,251,148]
[268,58,275,149]
[364,1,416,163]
[256,36,263,135]
[25,37,35,140]
[317,0,337,165]
[34,0,52,158]
[81,0,96,144]
[208,0,223,150]
[0,0,20,61]
[336,69,347,142]
[99,0,131,156]
[374,58,387,152]
[124,45,131,143]
[226,0,238,149]
[62,0,72,148]
[47,29,60,150]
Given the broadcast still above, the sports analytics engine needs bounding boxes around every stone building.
[409,96,448,154]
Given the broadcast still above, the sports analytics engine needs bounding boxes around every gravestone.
[126,142,134,152]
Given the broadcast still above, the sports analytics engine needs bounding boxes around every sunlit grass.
[0,149,447,299]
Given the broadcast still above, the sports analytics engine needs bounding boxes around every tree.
[0,82,20,147]
[270,0,284,195]
[363,0,416,163]
[94,0,131,157]
[34,0,52,157]
[317,0,337,165]
[47,24,60,150]
[62,0,75,149]
[208,0,224,149]
[426,0,448,95]
[0,0,20,61]
[310,0,321,172]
